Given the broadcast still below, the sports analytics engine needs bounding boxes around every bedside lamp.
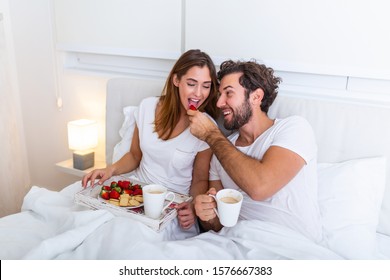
[67,119,98,170]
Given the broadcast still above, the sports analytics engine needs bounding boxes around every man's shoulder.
[278,115,308,124]
[275,115,312,130]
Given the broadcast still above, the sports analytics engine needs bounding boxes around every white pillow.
[318,156,387,259]
[112,106,138,163]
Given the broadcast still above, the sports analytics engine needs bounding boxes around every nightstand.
[55,159,106,177]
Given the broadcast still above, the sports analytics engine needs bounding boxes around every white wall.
[6,0,109,208]
[54,0,390,106]
[54,0,182,59]
[186,0,390,80]
[0,0,30,216]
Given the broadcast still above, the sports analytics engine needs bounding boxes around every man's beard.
[223,99,253,130]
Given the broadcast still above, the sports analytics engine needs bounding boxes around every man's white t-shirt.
[132,97,209,195]
[210,116,323,242]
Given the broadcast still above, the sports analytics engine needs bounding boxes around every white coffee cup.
[143,184,175,219]
[209,189,243,227]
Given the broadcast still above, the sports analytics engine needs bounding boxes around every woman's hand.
[81,166,115,188]
[175,201,196,230]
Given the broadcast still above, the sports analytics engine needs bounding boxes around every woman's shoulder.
[140,96,159,105]
[139,96,159,110]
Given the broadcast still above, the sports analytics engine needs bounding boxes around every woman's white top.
[133,96,209,195]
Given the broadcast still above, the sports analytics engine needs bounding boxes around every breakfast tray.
[74,175,191,232]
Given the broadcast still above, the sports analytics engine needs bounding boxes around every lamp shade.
[67,119,98,151]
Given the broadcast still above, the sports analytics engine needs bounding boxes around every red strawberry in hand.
[189,105,197,111]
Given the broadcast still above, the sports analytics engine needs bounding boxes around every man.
[187,60,323,243]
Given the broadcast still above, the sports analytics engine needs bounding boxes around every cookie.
[109,198,120,206]
[119,194,130,206]
[128,199,140,207]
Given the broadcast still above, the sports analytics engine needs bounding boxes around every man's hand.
[187,109,219,141]
[194,188,218,222]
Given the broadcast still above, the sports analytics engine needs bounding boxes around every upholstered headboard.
[268,95,390,236]
[105,77,390,237]
[269,96,390,164]
[105,77,165,164]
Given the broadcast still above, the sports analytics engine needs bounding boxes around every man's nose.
[216,94,225,108]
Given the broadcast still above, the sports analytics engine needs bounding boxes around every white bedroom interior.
[0,0,389,220]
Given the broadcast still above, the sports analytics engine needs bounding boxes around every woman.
[82,49,218,234]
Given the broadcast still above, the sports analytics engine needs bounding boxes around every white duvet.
[0,182,342,260]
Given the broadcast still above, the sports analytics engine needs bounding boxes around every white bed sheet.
[377,232,390,258]
[0,182,349,260]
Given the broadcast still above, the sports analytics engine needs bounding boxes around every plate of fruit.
[98,179,144,209]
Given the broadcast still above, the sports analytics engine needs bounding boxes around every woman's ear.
[173,74,179,87]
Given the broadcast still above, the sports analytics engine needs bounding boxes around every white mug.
[209,189,243,227]
[143,184,175,219]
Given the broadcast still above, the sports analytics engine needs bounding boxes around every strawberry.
[189,105,197,111]
[102,185,111,191]
[122,189,133,195]
[109,189,120,199]
[132,184,141,190]
[122,180,131,189]
[110,181,118,188]
[132,188,143,196]
[112,186,122,194]
[100,189,110,200]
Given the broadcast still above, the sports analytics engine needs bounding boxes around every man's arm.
[188,111,305,201]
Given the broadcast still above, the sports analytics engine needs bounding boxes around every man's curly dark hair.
[217,60,282,113]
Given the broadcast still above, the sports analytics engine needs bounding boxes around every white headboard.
[105,77,165,164]
[269,95,390,164]
[268,94,390,236]
[105,77,390,236]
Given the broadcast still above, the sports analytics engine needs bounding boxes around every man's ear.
[251,88,264,105]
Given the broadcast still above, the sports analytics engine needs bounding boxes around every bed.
[0,77,389,260]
